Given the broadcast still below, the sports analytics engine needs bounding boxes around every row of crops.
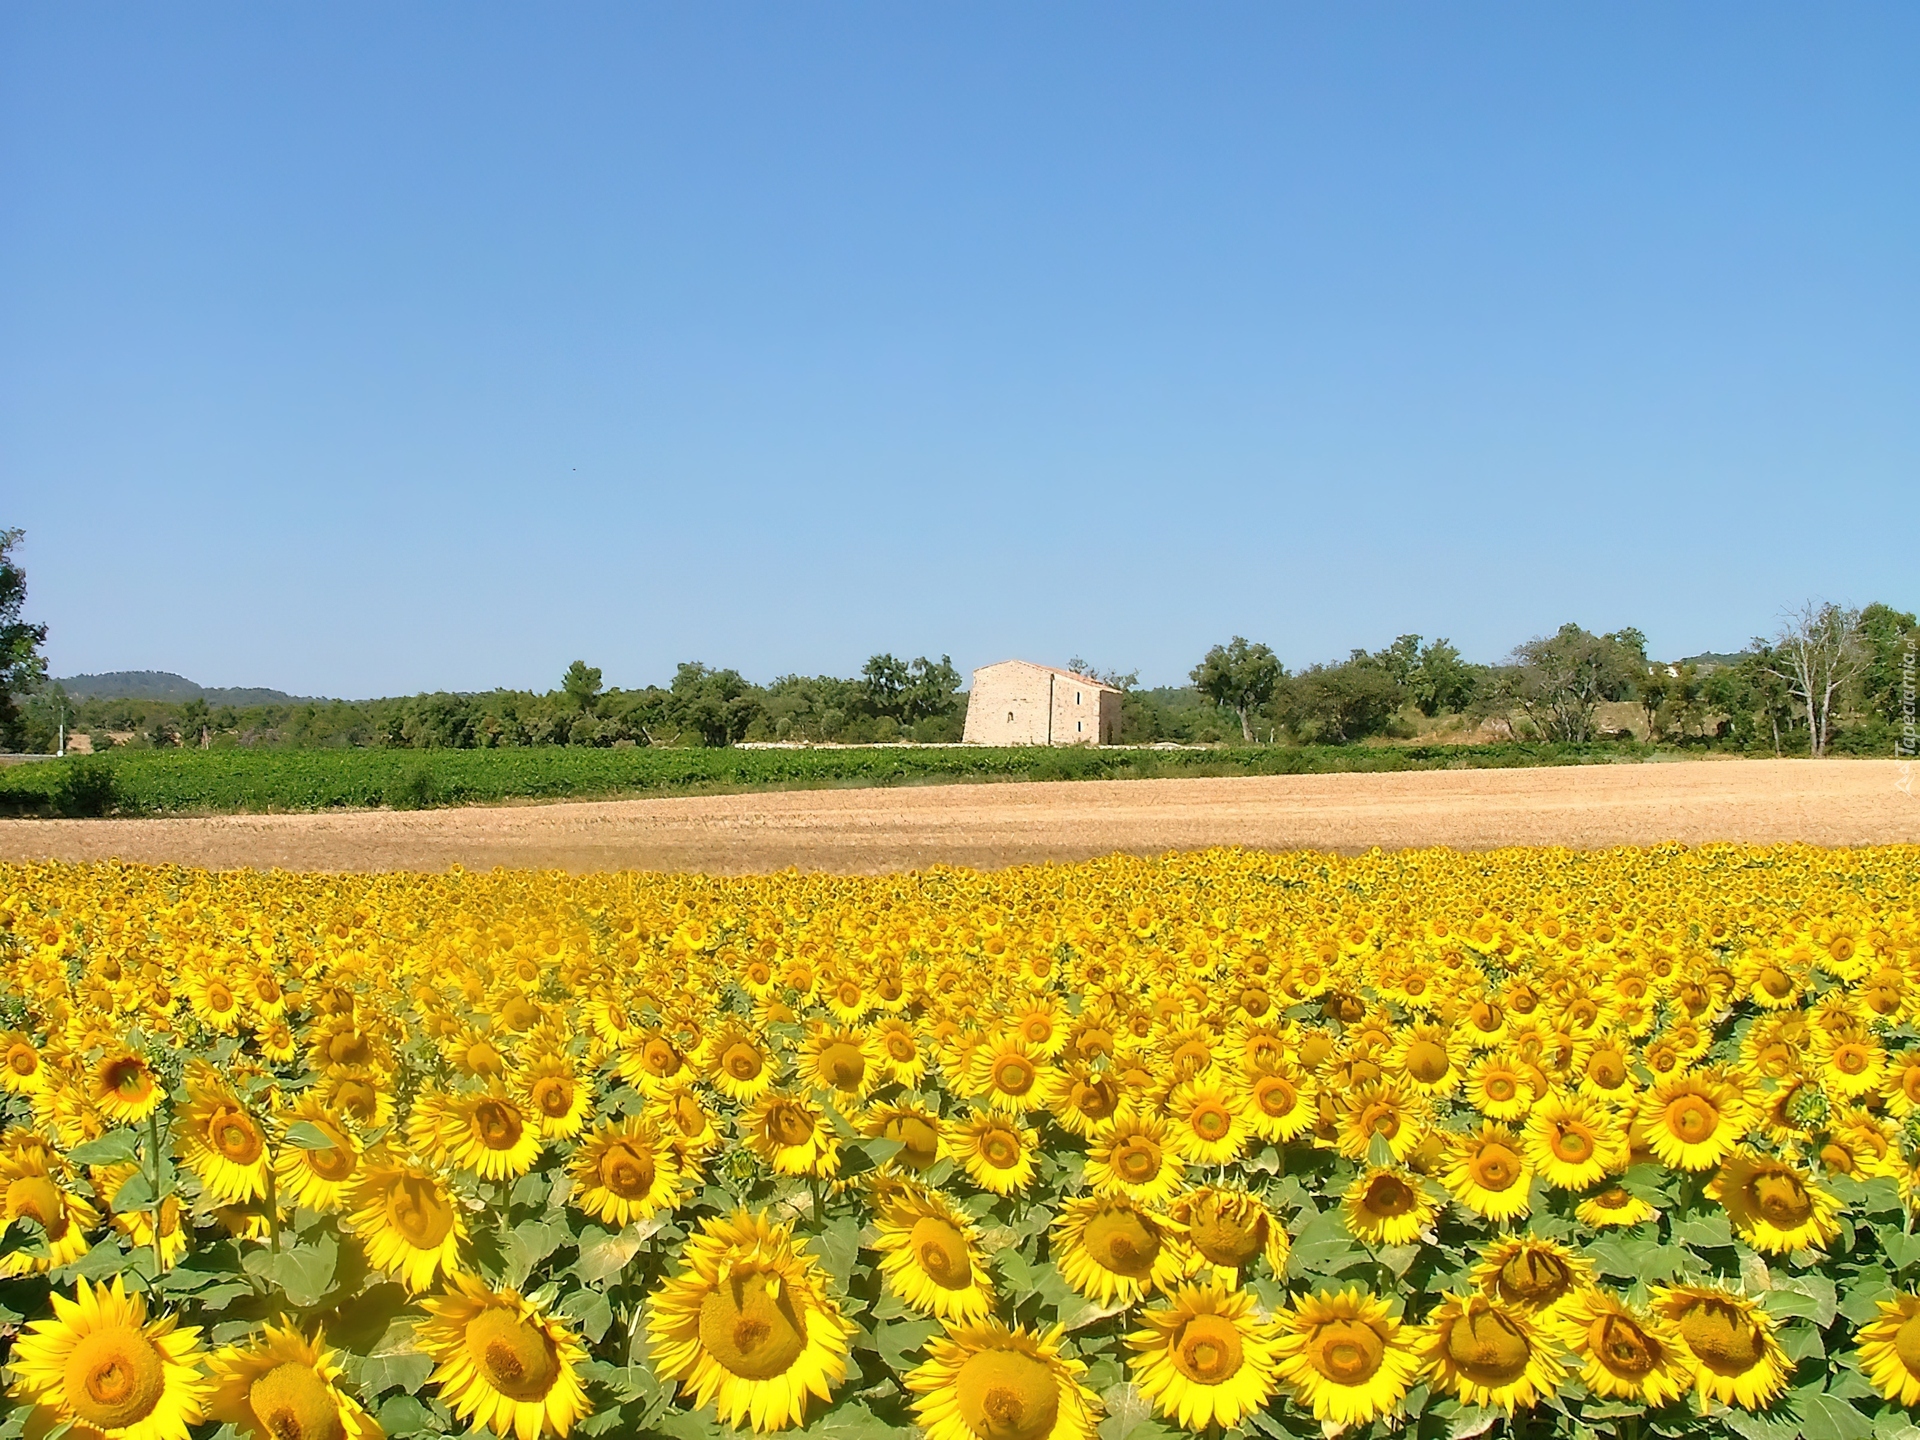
[0,742,1657,816]
[0,844,1915,1440]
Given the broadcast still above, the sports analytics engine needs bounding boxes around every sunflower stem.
[264,1144,280,1254]
[145,1105,167,1275]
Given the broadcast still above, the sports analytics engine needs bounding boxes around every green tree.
[1498,623,1645,743]
[1638,669,1671,741]
[1191,637,1283,743]
[1857,602,1918,725]
[561,661,604,717]
[1408,638,1481,717]
[0,529,49,752]
[1278,659,1404,743]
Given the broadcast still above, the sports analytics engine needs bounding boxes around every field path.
[0,757,1912,874]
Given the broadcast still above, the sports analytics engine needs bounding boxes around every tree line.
[1,530,1912,756]
[1183,601,1914,756]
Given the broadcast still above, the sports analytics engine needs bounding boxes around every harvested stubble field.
[0,758,1911,875]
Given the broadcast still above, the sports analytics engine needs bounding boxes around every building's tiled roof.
[971,660,1124,692]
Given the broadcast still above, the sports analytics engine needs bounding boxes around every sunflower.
[8,1277,209,1440]
[1127,1283,1281,1432]
[1085,1110,1185,1205]
[1052,1195,1191,1307]
[1163,1079,1247,1166]
[647,1210,853,1432]
[207,1323,381,1440]
[1575,1184,1660,1229]
[273,1101,360,1213]
[1420,1294,1565,1410]
[1341,1167,1436,1247]
[906,1320,1100,1440]
[1554,1289,1696,1407]
[568,1117,682,1227]
[1442,1123,1533,1222]
[1055,1065,1126,1139]
[1853,1293,1920,1406]
[0,1031,48,1095]
[706,1024,781,1105]
[1336,1079,1427,1164]
[90,1049,164,1124]
[968,1036,1062,1116]
[860,1102,944,1174]
[873,1187,995,1322]
[1464,1054,1536,1122]
[1392,1022,1463,1097]
[1522,1092,1625,1191]
[1651,1284,1790,1410]
[417,1274,590,1440]
[1,1158,98,1276]
[440,1090,544,1181]
[1238,1067,1314,1142]
[871,1018,928,1088]
[1708,1151,1841,1255]
[345,1152,466,1293]
[743,1093,842,1180]
[516,1055,592,1140]
[1816,1031,1886,1099]
[796,1026,877,1102]
[1168,1186,1288,1285]
[177,1082,272,1206]
[1471,1237,1594,1314]
[950,1111,1039,1196]
[1635,1070,1752,1172]
[1272,1288,1421,1427]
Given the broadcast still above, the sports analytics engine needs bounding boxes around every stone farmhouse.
[962,660,1123,746]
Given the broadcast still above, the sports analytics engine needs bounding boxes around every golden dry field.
[1,841,1918,1440]
[0,758,1913,873]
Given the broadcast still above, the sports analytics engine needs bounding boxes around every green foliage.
[1499,623,1648,743]
[1191,637,1284,743]
[0,740,1671,816]
[0,528,49,752]
[51,756,119,817]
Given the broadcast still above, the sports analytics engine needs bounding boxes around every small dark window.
[1075,691,1082,704]
[1007,712,1015,723]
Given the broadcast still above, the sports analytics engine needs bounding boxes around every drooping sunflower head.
[1555,1290,1695,1407]
[1341,1167,1436,1247]
[345,1152,466,1293]
[743,1092,841,1180]
[1126,1283,1281,1432]
[1442,1123,1533,1222]
[440,1090,543,1182]
[273,1100,360,1213]
[1272,1288,1420,1427]
[568,1116,682,1228]
[646,1210,854,1433]
[9,1277,210,1440]
[860,1102,944,1174]
[1421,1293,1564,1411]
[1574,1183,1660,1229]
[207,1322,381,1440]
[1471,1237,1594,1314]
[417,1274,590,1440]
[873,1186,995,1322]
[1652,1284,1789,1411]
[1708,1151,1841,1255]
[1168,1186,1285,1283]
[905,1320,1100,1440]
[1053,1195,1190,1308]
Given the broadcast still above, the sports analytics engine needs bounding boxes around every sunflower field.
[0,845,1917,1440]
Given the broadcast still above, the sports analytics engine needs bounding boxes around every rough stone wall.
[963,662,1118,746]
[962,663,1055,745]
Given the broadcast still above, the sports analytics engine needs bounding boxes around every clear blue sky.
[3,6,1913,698]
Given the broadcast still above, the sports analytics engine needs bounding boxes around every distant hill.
[1676,651,1751,672]
[54,671,315,706]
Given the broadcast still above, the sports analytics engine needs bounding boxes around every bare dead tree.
[1764,601,1861,758]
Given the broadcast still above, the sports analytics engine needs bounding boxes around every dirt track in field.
[0,758,1912,875]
